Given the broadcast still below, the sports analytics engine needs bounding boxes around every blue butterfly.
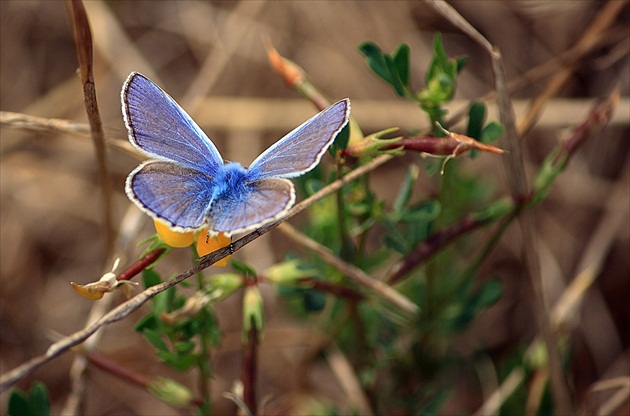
[122,72,350,236]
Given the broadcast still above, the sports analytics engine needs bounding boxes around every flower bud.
[343,127,403,158]
[266,41,305,88]
[205,273,243,301]
[242,286,264,341]
[148,377,193,407]
[264,260,318,286]
[154,220,194,248]
[196,232,232,266]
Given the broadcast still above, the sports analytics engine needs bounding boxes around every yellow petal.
[196,232,232,267]
[154,220,195,248]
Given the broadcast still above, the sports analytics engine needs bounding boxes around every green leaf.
[432,33,448,70]
[143,328,169,352]
[392,166,417,216]
[401,200,441,223]
[134,314,157,332]
[419,388,452,416]
[455,55,469,74]
[452,277,503,329]
[303,289,326,312]
[28,384,50,416]
[385,55,407,96]
[393,43,410,86]
[329,122,350,155]
[7,383,50,416]
[174,340,196,354]
[359,41,408,97]
[230,261,257,277]
[142,268,162,288]
[304,178,326,196]
[157,350,197,372]
[383,223,410,254]
[471,277,502,310]
[466,101,486,141]
[467,101,487,158]
[7,390,29,416]
[358,41,395,85]
[481,121,504,143]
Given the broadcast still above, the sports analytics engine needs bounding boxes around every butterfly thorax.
[211,162,249,200]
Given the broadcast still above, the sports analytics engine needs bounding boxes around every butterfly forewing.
[126,161,215,230]
[247,99,350,180]
[123,72,223,175]
[207,178,295,235]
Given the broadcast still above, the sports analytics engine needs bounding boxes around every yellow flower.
[154,220,195,248]
[196,232,232,267]
[153,220,231,266]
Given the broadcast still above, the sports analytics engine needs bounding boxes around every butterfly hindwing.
[122,72,223,175]
[126,161,214,231]
[247,99,350,180]
[207,178,295,235]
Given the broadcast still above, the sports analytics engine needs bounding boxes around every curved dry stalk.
[66,0,115,254]
[0,111,139,158]
[278,222,419,318]
[425,1,572,413]
[327,344,374,416]
[0,154,393,392]
[182,0,266,112]
[61,207,147,415]
[516,0,628,137]
[473,163,628,414]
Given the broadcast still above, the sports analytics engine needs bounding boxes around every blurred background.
[1,1,628,414]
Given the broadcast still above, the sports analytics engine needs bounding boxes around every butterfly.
[122,72,350,236]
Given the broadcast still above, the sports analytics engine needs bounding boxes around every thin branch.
[473,170,628,414]
[426,2,574,412]
[182,1,266,112]
[0,154,393,392]
[0,110,167,159]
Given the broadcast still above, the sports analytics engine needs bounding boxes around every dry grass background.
[0,1,628,415]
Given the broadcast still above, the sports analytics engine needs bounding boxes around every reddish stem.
[387,214,487,284]
[555,89,619,164]
[242,324,258,415]
[298,277,365,301]
[116,248,166,282]
[87,351,151,388]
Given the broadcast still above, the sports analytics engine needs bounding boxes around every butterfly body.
[122,72,350,236]
[212,162,248,199]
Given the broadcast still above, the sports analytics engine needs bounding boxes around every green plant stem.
[348,300,370,371]
[195,264,212,415]
[197,332,212,416]
[336,159,351,260]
